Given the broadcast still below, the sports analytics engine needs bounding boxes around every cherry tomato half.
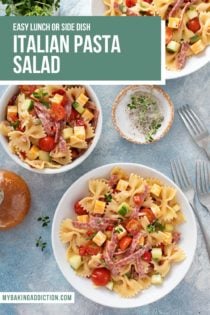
[165,27,173,45]
[187,17,201,33]
[143,0,153,3]
[126,219,141,235]
[19,85,37,95]
[126,0,137,7]
[74,201,88,215]
[69,108,80,121]
[140,208,156,223]
[91,268,111,286]
[79,243,101,256]
[119,236,132,251]
[51,104,66,121]
[142,251,152,263]
[133,194,145,206]
[76,119,85,126]
[38,136,56,152]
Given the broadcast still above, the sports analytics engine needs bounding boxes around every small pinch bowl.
[112,85,174,144]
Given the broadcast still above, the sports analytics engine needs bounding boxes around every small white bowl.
[0,85,102,174]
[91,0,210,80]
[112,85,174,144]
[52,162,197,308]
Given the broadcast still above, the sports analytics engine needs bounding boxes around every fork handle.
[191,204,210,261]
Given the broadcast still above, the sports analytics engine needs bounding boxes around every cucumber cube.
[151,274,163,285]
[69,255,82,270]
[152,248,162,260]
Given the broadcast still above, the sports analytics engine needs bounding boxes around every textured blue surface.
[0,64,210,315]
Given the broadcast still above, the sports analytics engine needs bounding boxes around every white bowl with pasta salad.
[0,85,102,174]
[52,163,197,308]
[91,0,210,79]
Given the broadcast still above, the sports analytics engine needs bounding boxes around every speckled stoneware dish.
[112,85,174,144]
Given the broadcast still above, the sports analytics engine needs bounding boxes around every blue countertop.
[0,63,210,315]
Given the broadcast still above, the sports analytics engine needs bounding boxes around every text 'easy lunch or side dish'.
[60,167,185,298]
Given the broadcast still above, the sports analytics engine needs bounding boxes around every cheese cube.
[77,215,89,223]
[93,200,106,214]
[74,126,86,140]
[114,224,127,240]
[50,94,64,106]
[27,145,40,160]
[92,231,107,247]
[150,184,161,197]
[76,93,89,106]
[190,40,205,55]
[82,109,94,121]
[62,127,73,140]
[7,106,18,122]
[116,179,129,191]
[168,17,180,29]
[139,236,145,246]
[173,204,180,212]
[151,204,161,216]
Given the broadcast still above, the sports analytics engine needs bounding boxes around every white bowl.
[91,0,210,80]
[0,85,102,174]
[112,85,174,144]
[52,163,197,308]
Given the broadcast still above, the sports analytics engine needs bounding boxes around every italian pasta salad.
[103,0,210,70]
[0,85,98,169]
[60,167,186,298]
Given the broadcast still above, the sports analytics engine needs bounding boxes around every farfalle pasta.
[0,85,99,169]
[103,0,210,71]
[60,167,186,298]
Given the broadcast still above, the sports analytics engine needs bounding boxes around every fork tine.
[203,161,210,193]
[176,158,191,189]
[178,158,191,187]
[171,159,190,189]
[185,105,207,134]
[196,160,202,194]
[170,160,181,187]
[178,107,197,137]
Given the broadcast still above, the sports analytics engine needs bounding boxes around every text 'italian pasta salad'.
[0,85,98,169]
[103,0,210,71]
[60,167,186,297]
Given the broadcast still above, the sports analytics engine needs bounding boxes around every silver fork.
[196,160,210,212]
[178,105,210,158]
[170,158,210,260]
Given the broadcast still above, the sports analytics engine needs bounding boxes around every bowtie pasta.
[60,167,186,298]
[0,85,99,169]
[103,0,210,71]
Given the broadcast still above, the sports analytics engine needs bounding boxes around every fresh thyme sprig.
[36,236,47,251]
[37,216,50,227]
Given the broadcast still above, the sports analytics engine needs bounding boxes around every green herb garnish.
[114,227,124,234]
[37,216,50,227]
[2,0,60,16]
[127,92,164,143]
[36,236,47,251]
[33,89,49,108]
[147,220,165,233]
[86,232,97,241]
[10,120,20,130]
[104,193,112,203]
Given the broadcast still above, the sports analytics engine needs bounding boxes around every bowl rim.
[0,85,103,175]
[112,85,174,144]
[51,162,197,308]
